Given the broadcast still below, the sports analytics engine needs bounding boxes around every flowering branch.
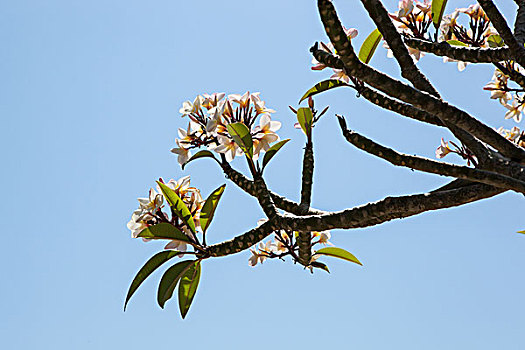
[316,0,525,162]
[478,0,525,68]
[359,0,439,96]
[337,115,525,194]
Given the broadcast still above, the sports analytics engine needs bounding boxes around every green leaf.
[157,182,196,235]
[299,80,349,103]
[182,150,217,170]
[297,107,314,137]
[431,0,448,29]
[518,230,525,234]
[446,39,468,47]
[137,222,190,242]
[487,34,504,48]
[157,260,194,309]
[358,28,383,64]
[199,184,226,233]
[124,250,181,311]
[262,139,290,170]
[315,247,363,266]
[178,261,202,319]
[310,261,330,273]
[226,122,253,158]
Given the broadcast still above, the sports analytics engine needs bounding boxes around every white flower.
[330,69,351,83]
[397,0,413,18]
[179,96,203,116]
[313,230,333,246]
[170,139,192,165]
[253,115,281,156]
[137,188,163,213]
[214,135,241,162]
[436,138,452,159]
[504,100,524,123]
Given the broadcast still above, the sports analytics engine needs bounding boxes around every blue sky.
[2,0,525,349]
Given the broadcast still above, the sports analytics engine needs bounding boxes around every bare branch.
[405,38,511,63]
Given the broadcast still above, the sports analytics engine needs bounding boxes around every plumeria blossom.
[170,139,192,165]
[436,138,453,159]
[173,91,280,164]
[128,176,205,256]
[214,135,242,162]
[312,230,333,246]
[330,69,351,83]
[497,126,522,142]
[443,56,468,71]
[504,100,524,123]
[179,96,203,116]
[248,241,276,267]
[483,70,511,103]
[397,0,413,18]
[253,114,281,156]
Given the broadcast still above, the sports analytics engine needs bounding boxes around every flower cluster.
[497,126,525,148]
[484,67,525,123]
[127,176,204,253]
[436,138,478,166]
[389,0,433,40]
[172,92,280,164]
[311,27,358,82]
[248,220,332,267]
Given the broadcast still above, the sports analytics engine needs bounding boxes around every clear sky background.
[2,0,525,349]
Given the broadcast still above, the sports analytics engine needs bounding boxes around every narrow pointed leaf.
[315,247,363,266]
[299,80,349,103]
[518,230,525,234]
[227,123,253,158]
[297,107,313,137]
[157,182,196,234]
[137,222,190,242]
[446,39,468,47]
[262,139,290,170]
[358,29,383,64]
[157,260,194,309]
[124,250,181,311]
[199,184,226,233]
[178,261,202,319]
[432,0,448,28]
[182,150,217,170]
[310,261,330,273]
[487,35,504,48]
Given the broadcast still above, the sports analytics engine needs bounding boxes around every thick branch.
[478,0,525,68]
[207,221,275,257]
[207,183,502,257]
[405,38,511,63]
[359,0,439,96]
[316,0,525,161]
[337,116,525,194]
[279,183,502,232]
[358,85,444,126]
[514,0,525,45]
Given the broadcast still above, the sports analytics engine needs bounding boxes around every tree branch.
[404,38,511,63]
[220,161,326,215]
[478,0,525,68]
[316,0,525,162]
[359,0,439,96]
[337,115,525,194]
